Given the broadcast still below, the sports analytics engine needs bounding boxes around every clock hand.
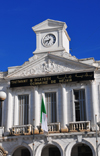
[47,38,51,43]
[44,40,48,43]
[44,38,51,43]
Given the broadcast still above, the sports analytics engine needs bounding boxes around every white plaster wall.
[63,31,69,53]
[4,79,99,132]
[1,79,100,134]
[1,134,97,156]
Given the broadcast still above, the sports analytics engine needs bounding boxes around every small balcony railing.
[69,121,90,132]
[10,124,32,135]
[48,122,60,133]
[10,123,61,135]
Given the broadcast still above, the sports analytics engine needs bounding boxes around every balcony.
[48,122,60,133]
[0,127,4,137]
[10,124,32,135]
[10,123,61,136]
[69,121,90,132]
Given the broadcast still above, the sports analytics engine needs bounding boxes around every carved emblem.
[11,59,81,77]
[77,135,82,142]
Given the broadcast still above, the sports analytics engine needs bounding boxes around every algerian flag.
[40,96,48,132]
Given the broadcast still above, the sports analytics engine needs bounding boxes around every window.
[0,101,2,126]
[21,149,30,156]
[49,147,61,156]
[74,89,86,121]
[18,95,29,125]
[45,92,57,123]
[78,144,92,156]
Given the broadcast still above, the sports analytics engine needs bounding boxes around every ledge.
[0,131,100,142]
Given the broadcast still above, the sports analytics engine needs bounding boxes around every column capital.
[61,83,66,88]
[34,86,38,91]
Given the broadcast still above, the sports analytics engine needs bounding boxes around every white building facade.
[0,19,100,156]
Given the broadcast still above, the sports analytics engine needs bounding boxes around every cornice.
[1,131,99,142]
[32,19,67,33]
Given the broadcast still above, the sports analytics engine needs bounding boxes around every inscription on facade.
[10,72,94,88]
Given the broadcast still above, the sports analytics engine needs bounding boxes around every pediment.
[6,54,96,79]
[32,19,67,32]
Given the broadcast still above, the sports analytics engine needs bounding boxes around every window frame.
[45,92,57,123]
[18,94,29,125]
[13,89,31,126]
[42,88,58,123]
[72,88,87,122]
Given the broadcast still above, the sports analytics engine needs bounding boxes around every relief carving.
[0,146,8,156]
[12,59,81,77]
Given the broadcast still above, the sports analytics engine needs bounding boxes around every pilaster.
[36,33,41,50]
[91,81,99,127]
[58,29,63,47]
[61,84,67,128]
[14,95,18,125]
[7,88,13,131]
[34,86,39,129]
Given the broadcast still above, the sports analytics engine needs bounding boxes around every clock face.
[42,34,56,47]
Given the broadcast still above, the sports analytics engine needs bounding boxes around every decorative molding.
[47,136,52,143]
[61,52,77,61]
[77,135,82,142]
[11,59,82,78]
[0,146,8,156]
[0,72,7,79]
[15,88,30,94]
[29,55,38,62]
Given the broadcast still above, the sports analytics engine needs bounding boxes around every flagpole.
[33,119,35,156]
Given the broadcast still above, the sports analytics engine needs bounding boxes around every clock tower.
[32,19,71,55]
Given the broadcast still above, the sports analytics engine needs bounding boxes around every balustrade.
[48,122,60,132]
[69,121,90,131]
[10,123,60,135]
[10,124,32,135]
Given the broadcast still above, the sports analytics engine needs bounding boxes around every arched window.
[71,143,93,156]
[13,146,30,156]
[41,145,61,156]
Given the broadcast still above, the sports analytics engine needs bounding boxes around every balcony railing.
[10,124,32,135]
[0,127,4,137]
[48,122,60,133]
[69,121,90,132]
[10,123,61,135]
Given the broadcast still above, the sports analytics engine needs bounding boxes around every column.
[34,86,39,129]
[14,95,18,125]
[61,84,67,128]
[36,33,41,50]
[91,81,99,127]
[7,89,13,131]
[58,29,63,47]
[85,84,90,121]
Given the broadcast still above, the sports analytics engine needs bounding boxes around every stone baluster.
[82,123,83,130]
[74,124,75,130]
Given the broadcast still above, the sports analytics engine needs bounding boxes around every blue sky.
[0,0,100,71]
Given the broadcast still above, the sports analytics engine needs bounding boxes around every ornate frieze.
[0,146,8,156]
[0,72,7,79]
[12,59,81,78]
